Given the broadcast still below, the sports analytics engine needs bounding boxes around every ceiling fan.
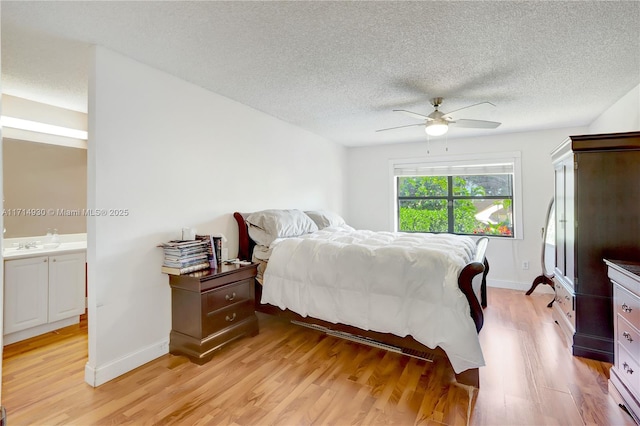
[377,97,501,136]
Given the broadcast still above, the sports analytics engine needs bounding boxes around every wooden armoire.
[551,131,640,362]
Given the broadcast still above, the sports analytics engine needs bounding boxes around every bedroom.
[1,1,640,424]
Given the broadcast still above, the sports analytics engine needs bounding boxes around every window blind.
[394,161,514,177]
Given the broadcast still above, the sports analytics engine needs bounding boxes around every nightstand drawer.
[203,300,255,336]
[200,267,257,291]
[617,315,640,363]
[204,278,254,313]
[615,284,640,326]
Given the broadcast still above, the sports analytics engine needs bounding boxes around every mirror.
[542,199,555,277]
[526,198,555,305]
[3,138,87,238]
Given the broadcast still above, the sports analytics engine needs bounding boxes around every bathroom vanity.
[3,236,87,345]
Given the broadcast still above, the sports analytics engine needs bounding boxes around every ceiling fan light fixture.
[425,121,448,136]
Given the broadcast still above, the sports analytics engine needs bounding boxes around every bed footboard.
[458,237,489,333]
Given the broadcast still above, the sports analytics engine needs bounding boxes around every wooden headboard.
[233,212,255,261]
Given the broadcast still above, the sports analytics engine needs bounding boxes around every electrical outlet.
[522,261,530,270]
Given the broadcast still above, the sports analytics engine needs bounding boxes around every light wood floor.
[1,287,636,425]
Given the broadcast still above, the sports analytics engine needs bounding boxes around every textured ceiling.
[2,1,639,147]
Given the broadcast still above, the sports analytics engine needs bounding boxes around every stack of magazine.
[159,239,212,275]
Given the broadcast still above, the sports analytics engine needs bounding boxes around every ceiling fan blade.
[393,109,432,121]
[450,119,501,129]
[375,123,425,132]
[443,101,496,117]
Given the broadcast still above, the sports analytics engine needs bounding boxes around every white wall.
[588,84,640,134]
[0,5,4,402]
[345,127,588,290]
[86,46,346,386]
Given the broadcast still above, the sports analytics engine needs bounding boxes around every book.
[212,236,223,263]
[163,253,209,262]
[196,234,218,267]
[162,245,208,253]
[159,240,209,249]
[162,257,209,268]
[161,262,210,275]
[159,238,212,273]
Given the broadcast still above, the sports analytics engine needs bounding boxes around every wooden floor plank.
[2,288,637,425]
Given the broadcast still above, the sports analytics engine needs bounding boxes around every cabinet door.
[4,256,49,334]
[48,252,86,322]
[564,157,576,290]
[554,157,576,291]
[554,162,566,276]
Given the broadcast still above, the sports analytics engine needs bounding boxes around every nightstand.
[167,262,258,364]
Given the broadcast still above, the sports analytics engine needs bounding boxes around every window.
[391,153,522,238]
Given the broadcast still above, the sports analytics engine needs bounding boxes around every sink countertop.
[3,240,87,260]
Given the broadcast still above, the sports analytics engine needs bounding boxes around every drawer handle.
[566,312,572,319]
[564,295,570,301]
[623,362,634,375]
[623,331,634,343]
[225,292,236,301]
[622,304,633,313]
[225,313,237,322]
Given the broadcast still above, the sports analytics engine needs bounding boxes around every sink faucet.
[17,241,38,249]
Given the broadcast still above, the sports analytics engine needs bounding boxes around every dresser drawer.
[614,284,640,327]
[553,277,575,330]
[617,315,640,363]
[204,278,254,314]
[203,300,255,336]
[617,343,640,396]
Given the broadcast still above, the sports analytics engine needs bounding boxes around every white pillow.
[246,209,318,246]
[304,210,347,229]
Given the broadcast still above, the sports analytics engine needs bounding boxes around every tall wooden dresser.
[605,259,640,423]
[551,132,640,362]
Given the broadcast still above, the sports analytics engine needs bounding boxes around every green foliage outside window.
[398,175,513,237]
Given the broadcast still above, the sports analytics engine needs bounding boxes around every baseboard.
[84,337,169,387]
[487,278,555,294]
[573,332,614,363]
[3,316,80,345]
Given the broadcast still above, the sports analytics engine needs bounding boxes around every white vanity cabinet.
[48,252,86,322]
[4,256,49,334]
[4,251,86,344]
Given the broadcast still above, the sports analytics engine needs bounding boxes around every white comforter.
[261,227,485,374]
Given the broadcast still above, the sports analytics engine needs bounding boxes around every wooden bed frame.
[233,212,490,387]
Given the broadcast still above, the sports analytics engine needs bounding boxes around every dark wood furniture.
[167,263,259,364]
[233,212,489,387]
[605,259,640,423]
[552,132,640,362]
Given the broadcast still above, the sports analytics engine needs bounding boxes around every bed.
[233,209,489,387]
